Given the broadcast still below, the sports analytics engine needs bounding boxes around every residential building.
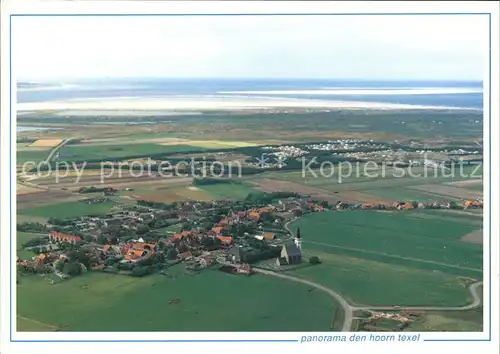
[49,231,81,245]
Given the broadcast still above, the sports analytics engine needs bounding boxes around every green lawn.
[289,250,473,307]
[199,181,257,200]
[17,267,340,331]
[18,200,116,219]
[291,211,482,276]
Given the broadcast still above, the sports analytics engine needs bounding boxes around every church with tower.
[277,228,302,266]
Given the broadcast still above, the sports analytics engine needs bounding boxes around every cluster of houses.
[19,190,482,281]
[306,139,390,152]
[17,198,310,278]
[334,198,483,211]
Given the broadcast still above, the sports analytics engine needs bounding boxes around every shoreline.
[16,96,481,113]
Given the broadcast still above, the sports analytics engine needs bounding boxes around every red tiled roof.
[212,226,224,235]
[170,233,182,241]
[262,232,275,240]
[50,231,81,242]
[216,236,233,245]
[132,242,156,250]
[124,249,144,261]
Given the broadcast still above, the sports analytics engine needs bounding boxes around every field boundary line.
[17,316,61,331]
[303,239,482,273]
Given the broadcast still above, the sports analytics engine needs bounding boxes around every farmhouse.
[123,241,156,262]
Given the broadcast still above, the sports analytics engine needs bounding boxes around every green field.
[199,182,257,200]
[17,316,59,331]
[17,266,340,331]
[462,184,484,191]
[288,250,473,306]
[59,143,203,162]
[265,166,482,193]
[17,232,46,260]
[362,187,459,202]
[407,308,483,331]
[291,211,482,275]
[17,150,50,164]
[18,200,116,218]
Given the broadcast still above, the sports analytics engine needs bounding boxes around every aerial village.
[16,189,483,282]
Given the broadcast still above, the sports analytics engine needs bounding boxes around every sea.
[17,78,483,109]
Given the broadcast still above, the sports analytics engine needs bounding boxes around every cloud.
[12,14,488,80]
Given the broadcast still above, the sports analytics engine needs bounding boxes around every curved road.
[254,268,483,332]
[44,138,73,164]
[354,281,483,312]
[253,268,354,331]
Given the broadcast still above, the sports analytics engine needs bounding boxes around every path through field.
[253,268,354,331]
[255,268,483,332]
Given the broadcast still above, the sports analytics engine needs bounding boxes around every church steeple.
[294,228,302,250]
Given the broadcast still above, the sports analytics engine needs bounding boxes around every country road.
[254,267,483,332]
[253,268,355,331]
[354,281,483,312]
[44,137,74,164]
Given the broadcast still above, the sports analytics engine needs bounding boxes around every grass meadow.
[18,200,116,219]
[17,266,340,331]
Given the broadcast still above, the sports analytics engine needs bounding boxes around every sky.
[12,15,489,81]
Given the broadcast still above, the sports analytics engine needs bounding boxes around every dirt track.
[461,229,484,244]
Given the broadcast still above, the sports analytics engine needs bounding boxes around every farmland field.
[18,200,116,218]
[199,181,257,200]
[57,140,258,163]
[287,249,473,306]
[264,165,482,193]
[17,316,59,332]
[58,143,203,162]
[17,232,46,260]
[407,307,483,331]
[17,150,50,164]
[361,187,460,202]
[159,140,257,149]
[291,211,482,277]
[131,187,214,203]
[17,266,341,331]
[16,183,44,195]
[30,139,63,147]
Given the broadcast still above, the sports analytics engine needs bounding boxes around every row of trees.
[17,222,48,233]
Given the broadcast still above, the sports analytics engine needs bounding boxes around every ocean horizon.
[16,78,483,110]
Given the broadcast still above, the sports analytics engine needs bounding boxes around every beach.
[16,95,478,113]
